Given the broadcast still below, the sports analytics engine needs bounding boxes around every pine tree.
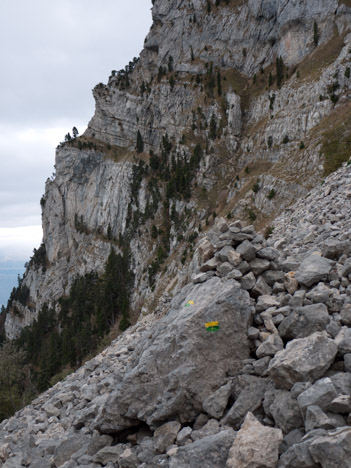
[313,20,319,46]
[136,130,144,153]
[209,113,217,139]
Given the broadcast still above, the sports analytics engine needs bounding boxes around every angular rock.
[278,437,320,468]
[284,272,299,294]
[192,271,216,284]
[217,246,241,266]
[278,304,330,340]
[154,421,181,453]
[262,270,284,286]
[256,295,280,312]
[257,247,279,261]
[236,241,256,262]
[226,412,283,468]
[169,429,235,468]
[197,239,215,263]
[295,255,332,287]
[297,377,338,417]
[240,272,256,290]
[251,276,272,297]
[270,390,304,434]
[340,304,351,326]
[305,405,345,432]
[176,427,192,446]
[341,258,351,277]
[309,427,351,468]
[249,258,270,276]
[268,332,338,390]
[224,378,269,429]
[217,262,234,277]
[96,278,252,431]
[202,382,232,419]
[200,257,220,272]
[256,334,284,359]
[328,395,351,414]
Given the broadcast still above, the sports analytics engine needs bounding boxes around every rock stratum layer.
[2,0,351,466]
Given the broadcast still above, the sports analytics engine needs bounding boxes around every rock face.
[5,0,351,339]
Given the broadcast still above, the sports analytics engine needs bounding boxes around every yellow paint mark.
[205,321,219,328]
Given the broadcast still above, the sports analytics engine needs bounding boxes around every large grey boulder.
[168,429,235,468]
[268,332,338,390]
[96,278,252,432]
[226,412,283,468]
[278,304,330,340]
[309,427,351,468]
[295,255,332,287]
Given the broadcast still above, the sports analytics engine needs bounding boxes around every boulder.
[202,382,232,419]
[256,334,284,358]
[169,429,235,468]
[197,239,215,263]
[309,427,351,468]
[224,378,270,429]
[256,295,280,312]
[252,276,272,297]
[96,277,252,431]
[305,406,345,432]
[236,241,256,262]
[249,258,270,276]
[278,437,320,468]
[268,332,338,390]
[341,258,351,277]
[240,272,256,290]
[226,412,283,468]
[154,421,181,453]
[295,255,332,287]
[297,377,338,417]
[217,246,241,266]
[270,390,304,434]
[278,304,330,340]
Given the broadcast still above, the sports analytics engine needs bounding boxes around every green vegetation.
[0,343,27,421]
[267,189,276,200]
[136,130,144,153]
[322,106,351,176]
[252,180,260,193]
[276,56,285,88]
[313,21,320,47]
[14,246,134,397]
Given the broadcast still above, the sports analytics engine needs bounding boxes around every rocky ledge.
[2,163,351,466]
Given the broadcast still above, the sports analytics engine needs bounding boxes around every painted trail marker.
[205,321,220,332]
[184,300,195,307]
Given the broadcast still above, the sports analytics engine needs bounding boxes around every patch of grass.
[295,32,346,83]
[321,103,351,176]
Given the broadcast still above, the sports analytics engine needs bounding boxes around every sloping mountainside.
[2,162,351,466]
[2,0,351,465]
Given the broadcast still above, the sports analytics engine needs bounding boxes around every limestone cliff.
[5,0,351,340]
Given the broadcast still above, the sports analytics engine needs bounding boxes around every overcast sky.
[0,0,152,263]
